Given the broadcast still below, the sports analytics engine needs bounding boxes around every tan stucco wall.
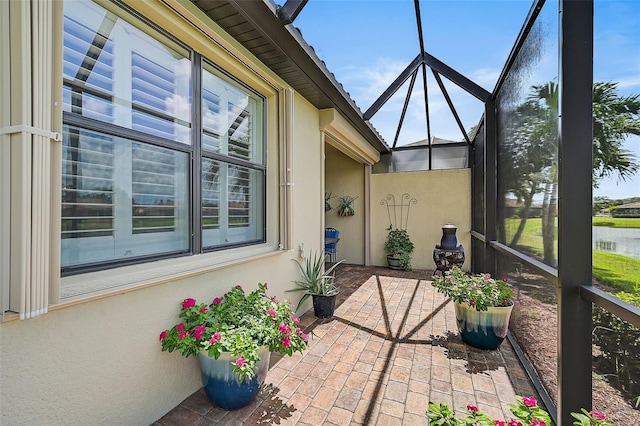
[325,144,366,265]
[371,169,471,271]
[0,2,328,424]
[0,95,323,426]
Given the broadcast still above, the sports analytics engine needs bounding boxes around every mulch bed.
[508,271,640,424]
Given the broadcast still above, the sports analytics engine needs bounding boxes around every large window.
[62,1,265,273]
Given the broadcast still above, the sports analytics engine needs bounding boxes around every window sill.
[56,244,283,307]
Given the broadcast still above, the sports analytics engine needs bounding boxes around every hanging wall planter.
[337,195,357,216]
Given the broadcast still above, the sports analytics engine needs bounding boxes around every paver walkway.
[154,264,538,425]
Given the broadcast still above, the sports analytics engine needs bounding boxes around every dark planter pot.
[386,254,404,270]
[198,346,270,410]
[312,293,338,318]
[454,302,514,350]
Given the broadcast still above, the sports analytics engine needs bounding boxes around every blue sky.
[284,0,640,200]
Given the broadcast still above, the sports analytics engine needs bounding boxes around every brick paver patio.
[154,264,538,425]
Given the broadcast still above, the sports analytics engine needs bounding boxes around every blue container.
[198,346,270,410]
[454,302,514,350]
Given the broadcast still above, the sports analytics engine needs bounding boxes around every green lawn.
[592,217,640,229]
[593,251,640,293]
[504,217,640,292]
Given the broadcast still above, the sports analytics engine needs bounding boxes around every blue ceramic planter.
[454,302,514,350]
[198,346,270,410]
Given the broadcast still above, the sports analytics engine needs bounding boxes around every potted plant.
[336,194,357,216]
[431,267,514,349]
[289,250,344,318]
[383,227,414,270]
[427,395,613,426]
[325,192,333,211]
[159,283,308,410]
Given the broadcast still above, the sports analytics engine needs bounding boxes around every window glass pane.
[202,159,264,248]
[61,125,189,269]
[202,65,263,163]
[63,1,192,144]
[496,3,559,267]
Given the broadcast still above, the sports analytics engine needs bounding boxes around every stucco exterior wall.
[0,2,326,423]
[324,145,366,265]
[371,169,471,271]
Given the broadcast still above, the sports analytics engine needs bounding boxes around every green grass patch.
[592,217,640,228]
[593,251,640,293]
[504,217,640,292]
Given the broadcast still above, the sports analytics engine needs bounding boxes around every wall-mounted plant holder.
[337,195,358,217]
[325,192,334,211]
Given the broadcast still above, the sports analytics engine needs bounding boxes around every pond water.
[592,226,640,260]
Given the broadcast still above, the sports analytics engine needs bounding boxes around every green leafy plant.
[337,194,357,216]
[383,227,415,270]
[159,283,308,382]
[431,266,514,311]
[592,288,640,405]
[426,396,613,426]
[288,250,344,310]
[325,192,333,211]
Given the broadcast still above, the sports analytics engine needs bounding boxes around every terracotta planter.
[454,302,514,350]
[198,346,270,410]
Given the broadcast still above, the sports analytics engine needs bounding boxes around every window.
[62,1,265,274]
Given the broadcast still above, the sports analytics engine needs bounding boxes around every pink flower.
[178,331,189,339]
[589,411,606,421]
[209,331,222,345]
[194,325,206,332]
[279,323,291,335]
[213,297,222,305]
[299,332,308,343]
[290,314,300,324]
[193,331,203,340]
[235,285,243,292]
[267,309,277,317]
[159,331,167,341]
[236,356,246,367]
[470,300,477,306]
[467,404,479,412]
[176,323,185,331]
[271,296,279,303]
[522,396,537,407]
[264,283,268,289]
[199,307,208,313]
[531,419,547,426]
[508,421,523,426]
[494,421,505,426]
[182,298,196,309]
[281,337,291,348]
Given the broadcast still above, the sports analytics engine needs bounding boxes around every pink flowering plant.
[431,266,514,311]
[159,283,308,382]
[426,396,613,426]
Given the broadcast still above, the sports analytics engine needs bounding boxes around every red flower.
[178,331,189,339]
[467,404,479,412]
[494,421,505,426]
[182,298,196,310]
[213,297,222,305]
[522,396,537,407]
[589,411,606,421]
[508,421,523,426]
[175,323,185,331]
[159,331,167,341]
[199,307,208,313]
